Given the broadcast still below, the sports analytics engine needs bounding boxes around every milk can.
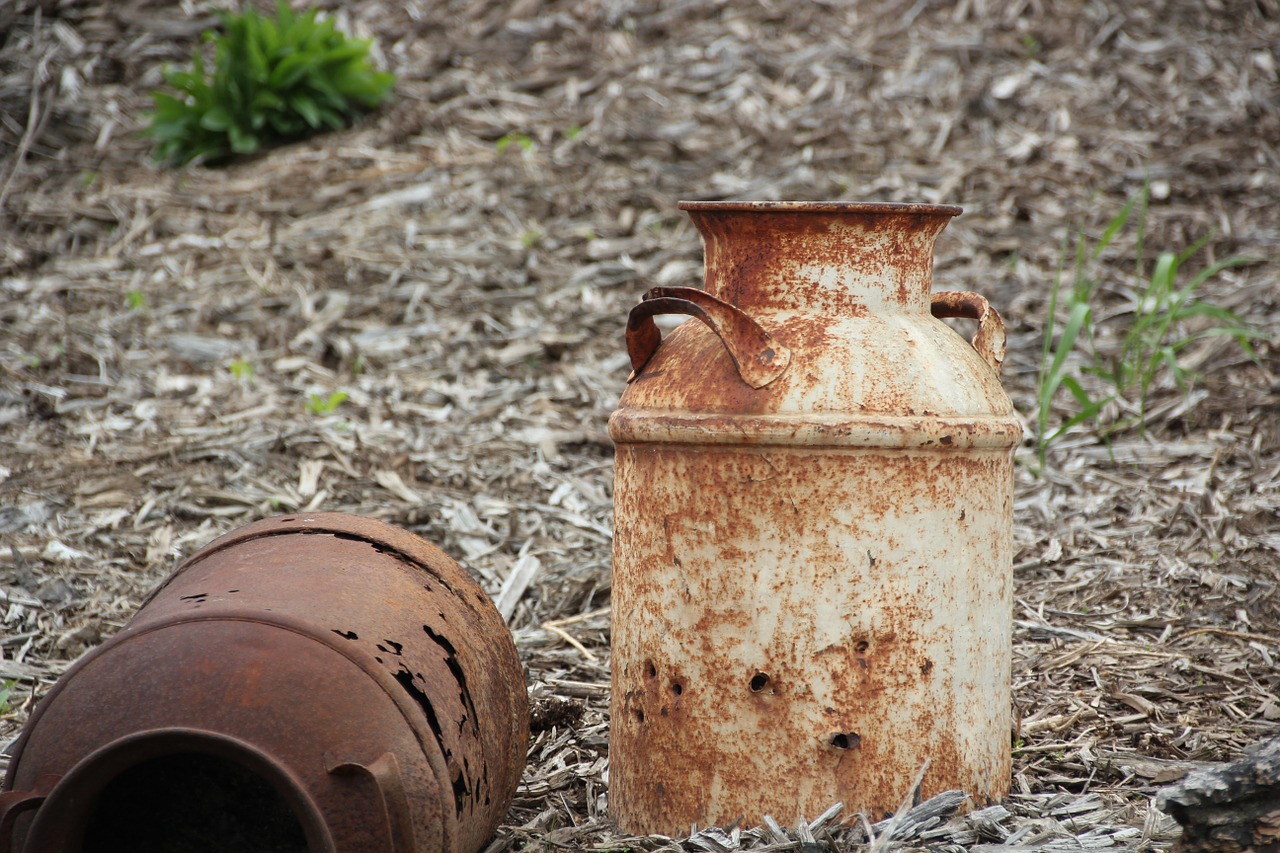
[0,513,528,853]
[608,201,1021,835]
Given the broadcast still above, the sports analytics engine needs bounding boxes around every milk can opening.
[22,730,328,853]
[82,752,307,852]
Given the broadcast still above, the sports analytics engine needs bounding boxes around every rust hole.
[829,731,862,750]
[749,671,770,692]
[332,629,358,640]
[854,640,869,654]
[671,681,683,697]
[643,660,657,680]
[634,707,645,724]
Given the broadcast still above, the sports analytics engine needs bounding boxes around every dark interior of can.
[78,752,307,852]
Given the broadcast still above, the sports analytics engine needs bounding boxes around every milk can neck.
[681,202,960,316]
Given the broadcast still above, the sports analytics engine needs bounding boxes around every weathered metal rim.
[677,200,963,216]
[609,410,1023,448]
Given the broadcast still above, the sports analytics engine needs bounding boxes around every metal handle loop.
[625,286,790,388]
[930,290,1007,373]
[0,776,58,853]
[327,751,420,853]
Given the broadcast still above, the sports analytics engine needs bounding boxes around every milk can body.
[608,202,1021,835]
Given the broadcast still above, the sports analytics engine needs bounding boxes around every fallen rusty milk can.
[609,201,1021,834]
[0,513,528,853]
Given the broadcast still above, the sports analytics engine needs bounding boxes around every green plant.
[1034,185,1261,470]
[1091,242,1258,427]
[0,679,17,715]
[125,289,146,310]
[496,132,534,154]
[1034,200,1124,469]
[146,1,395,165]
[228,357,255,381]
[306,390,348,415]
[520,228,543,249]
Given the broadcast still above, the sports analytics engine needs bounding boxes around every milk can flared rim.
[677,200,963,216]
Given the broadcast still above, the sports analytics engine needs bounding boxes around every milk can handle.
[0,778,56,853]
[931,291,1007,373]
[626,286,791,388]
[328,751,417,852]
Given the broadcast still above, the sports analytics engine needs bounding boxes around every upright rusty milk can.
[609,201,1021,834]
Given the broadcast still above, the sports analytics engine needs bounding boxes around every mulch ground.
[2,0,1278,850]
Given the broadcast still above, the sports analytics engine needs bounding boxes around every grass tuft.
[1033,184,1262,471]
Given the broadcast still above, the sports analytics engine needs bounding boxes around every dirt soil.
[2,0,1279,850]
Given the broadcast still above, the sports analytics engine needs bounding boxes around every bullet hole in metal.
[749,672,770,692]
[829,732,861,750]
[82,753,307,852]
[331,629,359,640]
[671,681,683,696]
[643,660,657,680]
[854,640,870,654]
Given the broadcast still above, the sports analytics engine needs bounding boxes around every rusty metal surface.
[1,513,528,853]
[608,202,1020,835]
